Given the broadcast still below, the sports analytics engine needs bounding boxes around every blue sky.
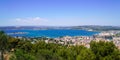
[0,0,120,26]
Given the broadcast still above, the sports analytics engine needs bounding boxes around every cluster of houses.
[45,31,120,49]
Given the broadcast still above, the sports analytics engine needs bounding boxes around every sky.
[0,0,120,26]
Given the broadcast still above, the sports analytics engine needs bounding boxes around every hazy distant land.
[0,25,120,31]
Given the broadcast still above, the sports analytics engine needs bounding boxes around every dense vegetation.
[0,31,120,60]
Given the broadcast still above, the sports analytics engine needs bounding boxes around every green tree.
[10,49,35,60]
[76,49,95,60]
[8,37,20,51]
[90,41,120,60]
[0,31,9,60]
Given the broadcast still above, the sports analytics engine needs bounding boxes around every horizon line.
[0,25,120,27]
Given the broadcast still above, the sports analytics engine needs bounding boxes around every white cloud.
[13,17,48,26]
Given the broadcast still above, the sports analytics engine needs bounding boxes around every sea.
[3,29,99,38]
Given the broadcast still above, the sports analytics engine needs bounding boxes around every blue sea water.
[4,29,99,38]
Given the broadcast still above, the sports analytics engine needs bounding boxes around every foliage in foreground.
[9,40,120,60]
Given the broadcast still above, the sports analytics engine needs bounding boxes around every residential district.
[43,31,120,49]
[16,30,120,49]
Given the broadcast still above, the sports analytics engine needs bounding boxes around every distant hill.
[71,25,120,31]
[0,25,120,31]
[0,26,71,30]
